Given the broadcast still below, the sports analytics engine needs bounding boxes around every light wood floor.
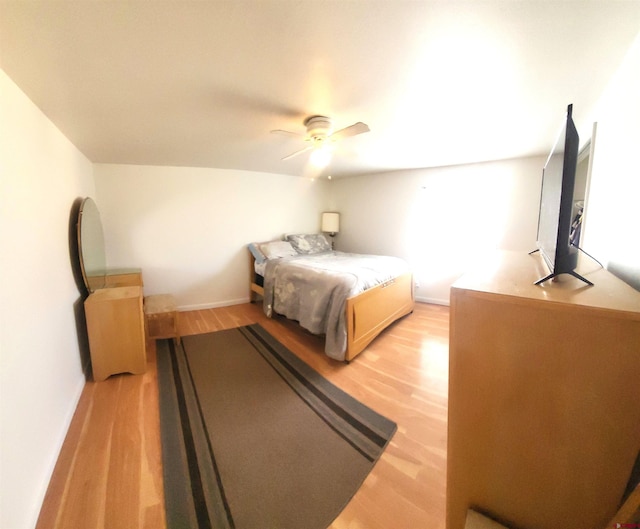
[36,301,450,529]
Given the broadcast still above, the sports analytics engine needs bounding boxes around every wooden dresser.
[85,272,146,382]
[447,251,640,529]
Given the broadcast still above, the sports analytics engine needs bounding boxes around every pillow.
[286,233,332,254]
[248,242,267,264]
[259,240,298,259]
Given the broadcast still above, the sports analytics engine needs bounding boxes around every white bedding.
[254,260,267,277]
[262,251,410,360]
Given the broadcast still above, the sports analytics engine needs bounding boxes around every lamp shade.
[321,212,340,234]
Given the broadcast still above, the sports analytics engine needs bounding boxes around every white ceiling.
[1,1,639,179]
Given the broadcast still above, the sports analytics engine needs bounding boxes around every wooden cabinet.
[447,251,640,529]
[104,270,144,288]
[85,282,146,382]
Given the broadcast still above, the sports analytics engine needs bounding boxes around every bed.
[248,234,414,362]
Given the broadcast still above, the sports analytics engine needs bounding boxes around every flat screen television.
[532,104,593,286]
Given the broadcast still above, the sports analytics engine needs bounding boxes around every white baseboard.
[176,297,249,312]
[30,372,86,529]
[415,295,450,306]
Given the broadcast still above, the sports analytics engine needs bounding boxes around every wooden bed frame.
[249,251,415,362]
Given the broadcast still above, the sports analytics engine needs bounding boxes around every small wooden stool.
[144,294,180,344]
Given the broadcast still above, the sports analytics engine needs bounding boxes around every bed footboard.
[345,272,414,362]
[248,250,264,303]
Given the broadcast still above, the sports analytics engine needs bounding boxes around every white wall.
[94,164,330,309]
[0,70,94,529]
[329,157,545,304]
[582,31,640,290]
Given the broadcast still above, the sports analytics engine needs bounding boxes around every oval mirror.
[77,197,106,292]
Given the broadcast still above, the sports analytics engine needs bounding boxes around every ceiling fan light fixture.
[309,144,333,168]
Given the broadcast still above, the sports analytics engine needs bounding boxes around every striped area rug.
[156,324,397,529]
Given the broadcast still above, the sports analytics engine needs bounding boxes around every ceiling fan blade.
[282,146,312,161]
[271,129,302,138]
[330,122,370,141]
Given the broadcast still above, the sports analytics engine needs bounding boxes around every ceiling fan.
[271,115,370,164]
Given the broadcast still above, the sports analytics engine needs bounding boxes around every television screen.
[534,104,592,286]
[537,127,566,270]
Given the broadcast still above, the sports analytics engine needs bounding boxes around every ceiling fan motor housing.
[304,115,333,140]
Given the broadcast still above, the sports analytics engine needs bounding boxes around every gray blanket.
[263,251,410,360]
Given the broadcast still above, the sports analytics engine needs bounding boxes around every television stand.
[528,248,594,286]
[534,270,594,286]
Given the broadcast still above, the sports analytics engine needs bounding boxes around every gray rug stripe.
[158,324,397,529]
[239,324,397,461]
[157,340,200,528]
[158,339,234,529]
